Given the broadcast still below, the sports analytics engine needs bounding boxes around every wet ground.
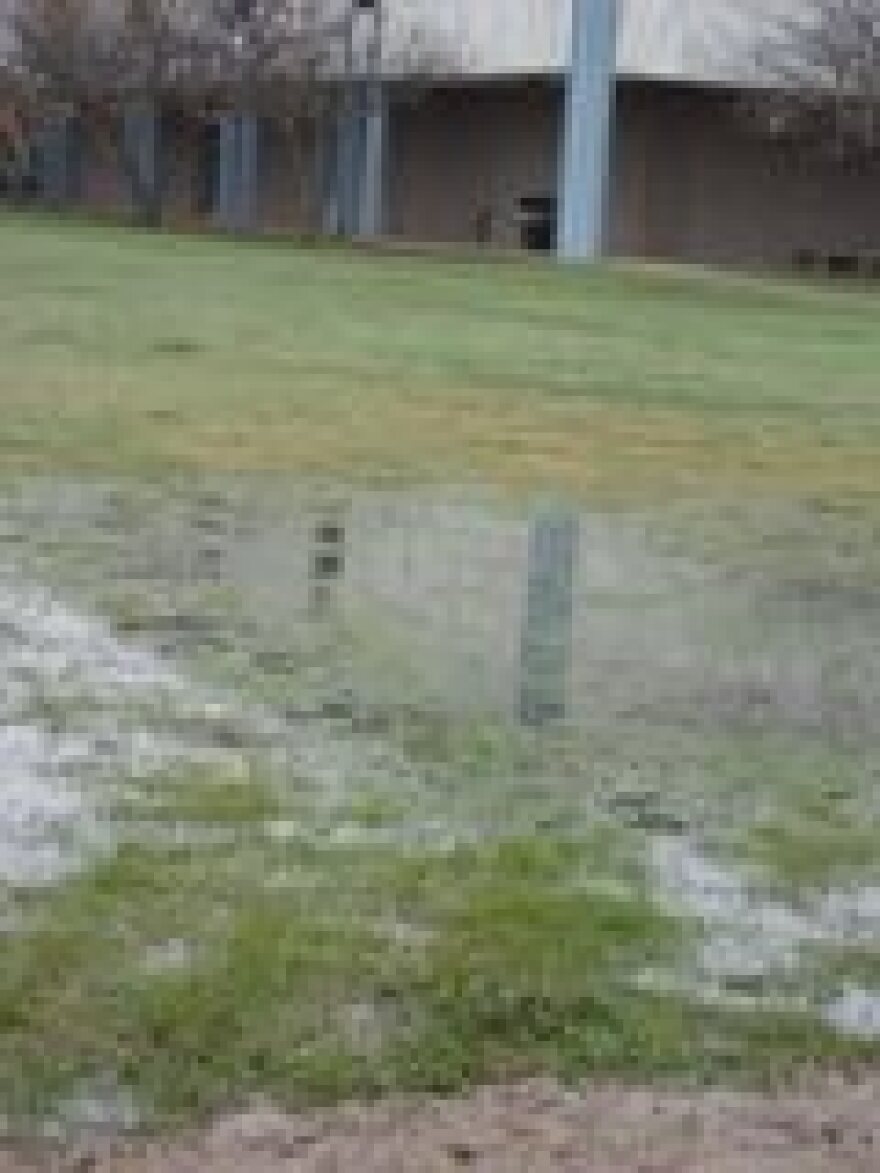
[0,474,878,1130]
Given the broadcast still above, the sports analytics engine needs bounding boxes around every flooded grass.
[0,216,879,1130]
[0,471,877,1128]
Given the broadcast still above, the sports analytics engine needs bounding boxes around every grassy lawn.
[0,212,879,1131]
[1,211,879,501]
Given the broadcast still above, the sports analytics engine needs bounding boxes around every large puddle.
[1,477,878,1037]
[0,565,249,884]
[648,835,880,1038]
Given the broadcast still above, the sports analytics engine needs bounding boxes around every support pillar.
[216,112,260,233]
[323,0,388,241]
[354,85,389,239]
[559,0,617,260]
[238,113,259,232]
[122,104,161,218]
[216,116,236,228]
[325,85,388,240]
[319,115,342,236]
[338,96,361,237]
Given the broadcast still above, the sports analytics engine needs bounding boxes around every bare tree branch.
[2,0,458,226]
[746,0,880,171]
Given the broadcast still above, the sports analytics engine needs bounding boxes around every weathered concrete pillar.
[354,85,389,239]
[338,98,361,237]
[215,116,237,228]
[216,113,260,232]
[238,113,260,231]
[319,114,342,236]
[559,0,617,260]
[323,0,388,241]
[122,104,161,218]
[519,509,579,727]
[323,99,365,239]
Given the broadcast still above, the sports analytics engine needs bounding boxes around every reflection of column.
[559,0,617,260]
[309,504,351,716]
[519,509,578,726]
[309,507,347,617]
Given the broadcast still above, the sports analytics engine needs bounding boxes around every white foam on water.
[0,569,244,886]
[824,987,880,1040]
[0,566,424,887]
[651,835,812,979]
[650,835,880,1038]
[819,887,880,942]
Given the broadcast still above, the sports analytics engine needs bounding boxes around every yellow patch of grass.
[163,391,879,503]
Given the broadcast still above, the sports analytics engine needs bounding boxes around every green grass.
[3,785,872,1128]
[112,765,286,828]
[1,211,879,502]
[740,817,880,894]
[0,794,680,1123]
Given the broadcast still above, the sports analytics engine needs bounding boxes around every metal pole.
[559,0,617,260]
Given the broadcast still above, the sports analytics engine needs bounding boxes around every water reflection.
[298,495,579,728]
[3,479,879,1036]
[279,487,878,741]
[518,510,578,727]
[4,478,878,744]
[309,504,348,617]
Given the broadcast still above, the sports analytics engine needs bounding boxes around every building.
[386,0,880,268]
[3,1,880,270]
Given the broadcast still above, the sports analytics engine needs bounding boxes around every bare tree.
[6,0,210,221]
[746,0,880,172]
[3,0,456,229]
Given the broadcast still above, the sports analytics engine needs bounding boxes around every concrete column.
[559,0,617,260]
[326,98,368,239]
[319,114,342,235]
[354,85,389,239]
[216,113,260,232]
[122,104,161,214]
[338,100,361,237]
[215,115,237,228]
[238,113,259,231]
[518,509,579,727]
[325,0,388,241]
